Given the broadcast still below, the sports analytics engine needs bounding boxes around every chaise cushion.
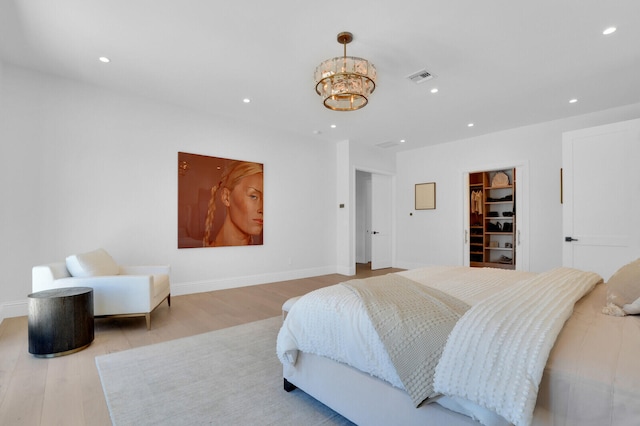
[66,248,120,278]
[152,274,170,298]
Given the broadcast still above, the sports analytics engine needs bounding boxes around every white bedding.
[434,267,602,426]
[277,266,537,391]
[343,273,470,405]
[277,279,404,388]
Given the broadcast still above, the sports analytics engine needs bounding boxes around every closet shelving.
[469,169,516,269]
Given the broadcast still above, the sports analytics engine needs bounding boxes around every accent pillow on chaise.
[65,248,120,278]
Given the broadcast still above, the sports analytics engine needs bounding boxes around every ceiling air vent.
[407,68,435,84]
[376,141,399,149]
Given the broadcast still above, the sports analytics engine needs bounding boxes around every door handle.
[565,236,579,242]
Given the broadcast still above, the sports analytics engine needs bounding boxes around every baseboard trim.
[170,265,337,296]
[394,261,431,271]
[0,300,28,323]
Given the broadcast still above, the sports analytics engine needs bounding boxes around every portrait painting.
[178,152,263,248]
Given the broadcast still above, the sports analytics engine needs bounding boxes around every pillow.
[602,258,640,316]
[65,248,119,277]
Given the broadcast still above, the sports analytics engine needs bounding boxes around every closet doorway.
[463,163,529,271]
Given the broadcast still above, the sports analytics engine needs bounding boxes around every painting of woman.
[177,152,263,248]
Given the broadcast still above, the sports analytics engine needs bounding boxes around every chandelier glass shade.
[314,32,376,111]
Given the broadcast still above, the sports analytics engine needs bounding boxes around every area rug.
[96,316,353,425]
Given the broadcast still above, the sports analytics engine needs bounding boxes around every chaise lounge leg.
[283,378,297,392]
[145,314,151,330]
[167,294,171,307]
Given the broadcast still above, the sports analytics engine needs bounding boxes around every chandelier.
[314,32,376,111]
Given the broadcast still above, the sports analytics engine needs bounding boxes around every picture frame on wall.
[415,182,436,210]
[177,152,264,248]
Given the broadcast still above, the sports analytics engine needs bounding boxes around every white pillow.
[65,248,119,277]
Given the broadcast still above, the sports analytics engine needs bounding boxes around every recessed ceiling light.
[467,123,474,127]
[330,124,337,128]
[430,88,438,94]
[243,98,251,103]
[99,56,110,63]
[603,27,617,35]
[400,139,406,143]
[569,98,578,104]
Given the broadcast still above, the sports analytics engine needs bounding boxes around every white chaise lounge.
[32,248,171,329]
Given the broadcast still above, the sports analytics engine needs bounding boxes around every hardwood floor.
[0,264,402,425]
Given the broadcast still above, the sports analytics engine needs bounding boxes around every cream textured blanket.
[434,267,602,426]
[343,274,470,406]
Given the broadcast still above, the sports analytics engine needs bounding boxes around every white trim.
[170,266,336,296]
[0,300,28,322]
[394,260,432,270]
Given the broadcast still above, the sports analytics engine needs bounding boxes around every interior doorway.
[356,171,372,267]
[355,170,393,271]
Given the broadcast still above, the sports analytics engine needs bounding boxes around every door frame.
[352,166,396,273]
[370,173,393,269]
[462,161,530,271]
[355,170,372,264]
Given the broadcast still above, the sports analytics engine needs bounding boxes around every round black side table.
[28,287,94,357]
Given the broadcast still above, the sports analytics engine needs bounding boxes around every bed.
[276,264,640,426]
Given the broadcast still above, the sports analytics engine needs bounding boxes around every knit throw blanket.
[434,267,602,426]
[342,274,470,406]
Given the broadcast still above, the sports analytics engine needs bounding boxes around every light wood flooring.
[0,264,402,426]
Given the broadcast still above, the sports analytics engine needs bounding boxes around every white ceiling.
[1,0,639,152]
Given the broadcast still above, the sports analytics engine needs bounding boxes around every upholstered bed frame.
[281,296,475,425]
[283,351,477,425]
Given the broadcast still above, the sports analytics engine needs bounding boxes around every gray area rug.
[96,317,353,425]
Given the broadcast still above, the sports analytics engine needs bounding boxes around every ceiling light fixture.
[603,27,617,35]
[314,32,376,111]
[99,56,110,63]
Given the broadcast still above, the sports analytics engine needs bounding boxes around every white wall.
[3,60,639,321]
[0,64,338,319]
[395,103,640,272]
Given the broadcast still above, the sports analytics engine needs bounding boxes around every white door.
[371,173,393,270]
[562,118,640,280]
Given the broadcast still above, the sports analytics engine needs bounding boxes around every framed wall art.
[177,152,263,248]
[415,182,436,210]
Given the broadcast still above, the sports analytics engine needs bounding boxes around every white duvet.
[277,266,537,391]
[434,268,601,426]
